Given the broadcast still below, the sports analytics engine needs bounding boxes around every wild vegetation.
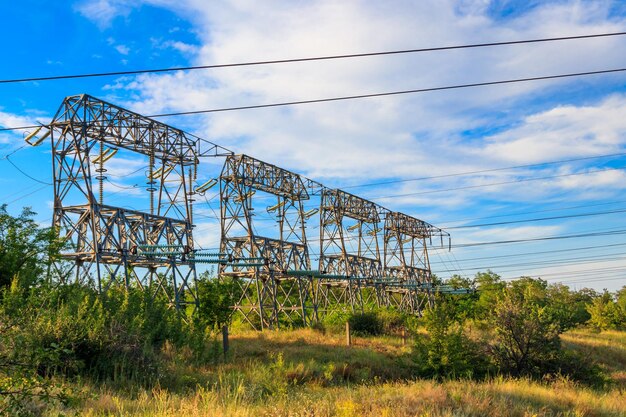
[1,206,625,416]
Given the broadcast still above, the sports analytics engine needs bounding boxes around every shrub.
[0,281,213,386]
[413,301,489,379]
[320,311,351,333]
[489,288,562,378]
[348,312,383,336]
[0,205,62,289]
[587,291,626,330]
[376,308,407,333]
[196,274,239,329]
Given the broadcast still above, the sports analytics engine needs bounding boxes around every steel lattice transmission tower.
[49,94,205,307]
[318,189,383,313]
[219,154,318,329]
[383,211,439,313]
[39,93,455,324]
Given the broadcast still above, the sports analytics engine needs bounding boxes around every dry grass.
[48,328,626,417]
[71,378,626,417]
[561,329,626,388]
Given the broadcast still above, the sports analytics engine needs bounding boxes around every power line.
[433,251,626,274]
[342,152,626,190]
[446,207,626,230]
[500,265,626,281]
[500,271,626,284]
[4,155,52,185]
[439,199,626,226]
[3,31,626,85]
[148,67,626,117]
[453,228,626,248]
[0,144,27,158]
[374,166,622,199]
[4,184,50,206]
[430,242,626,265]
[3,66,626,134]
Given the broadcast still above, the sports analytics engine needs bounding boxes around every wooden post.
[222,325,229,356]
[346,321,351,346]
[401,327,407,346]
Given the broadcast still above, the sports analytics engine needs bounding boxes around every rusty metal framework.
[49,94,206,307]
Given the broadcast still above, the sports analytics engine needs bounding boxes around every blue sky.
[2,0,626,290]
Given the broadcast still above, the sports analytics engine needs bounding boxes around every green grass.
[46,328,626,417]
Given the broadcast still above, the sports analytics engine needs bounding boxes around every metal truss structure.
[37,93,454,328]
[48,94,208,308]
[218,154,449,329]
[318,189,383,313]
[382,211,439,314]
[219,155,317,329]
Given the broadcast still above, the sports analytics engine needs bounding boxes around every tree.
[446,274,473,289]
[587,290,625,330]
[616,286,626,312]
[196,273,239,329]
[473,270,505,320]
[0,205,62,288]
[489,284,561,377]
[441,274,478,321]
[547,283,594,330]
[413,300,488,379]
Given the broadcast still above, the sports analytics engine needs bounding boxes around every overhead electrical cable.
[2,31,625,85]
[343,152,626,190]
[148,67,626,117]
[374,166,622,199]
[439,199,626,226]
[446,207,626,229]
[3,67,626,133]
[432,251,626,273]
[5,184,50,205]
[453,228,626,248]
[4,155,52,185]
[500,265,626,281]
[430,242,626,265]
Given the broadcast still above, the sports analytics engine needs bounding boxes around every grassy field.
[51,328,625,417]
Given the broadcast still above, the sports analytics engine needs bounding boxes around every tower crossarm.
[384,211,448,241]
[50,94,198,164]
[222,154,309,200]
[322,189,380,223]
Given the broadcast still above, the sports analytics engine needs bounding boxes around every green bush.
[348,312,383,336]
[196,273,239,329]
[376,308,407,333]
[587,290,626,330]
[489,287,562,378]
[320,311,351,333]
[488,280,608,385]
[413,301,490,379]
[0,205,62,289]
[0,281,213,386]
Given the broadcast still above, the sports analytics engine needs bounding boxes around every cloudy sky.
[2,0,626,290]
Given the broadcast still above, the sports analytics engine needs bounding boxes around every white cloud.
[0,110,48,145]
[115,44,130,55]
[74,0,626,291]
[76,0,134,28]
[161,40,198,54]
[480,95,626,163]
[98,0,626,192]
